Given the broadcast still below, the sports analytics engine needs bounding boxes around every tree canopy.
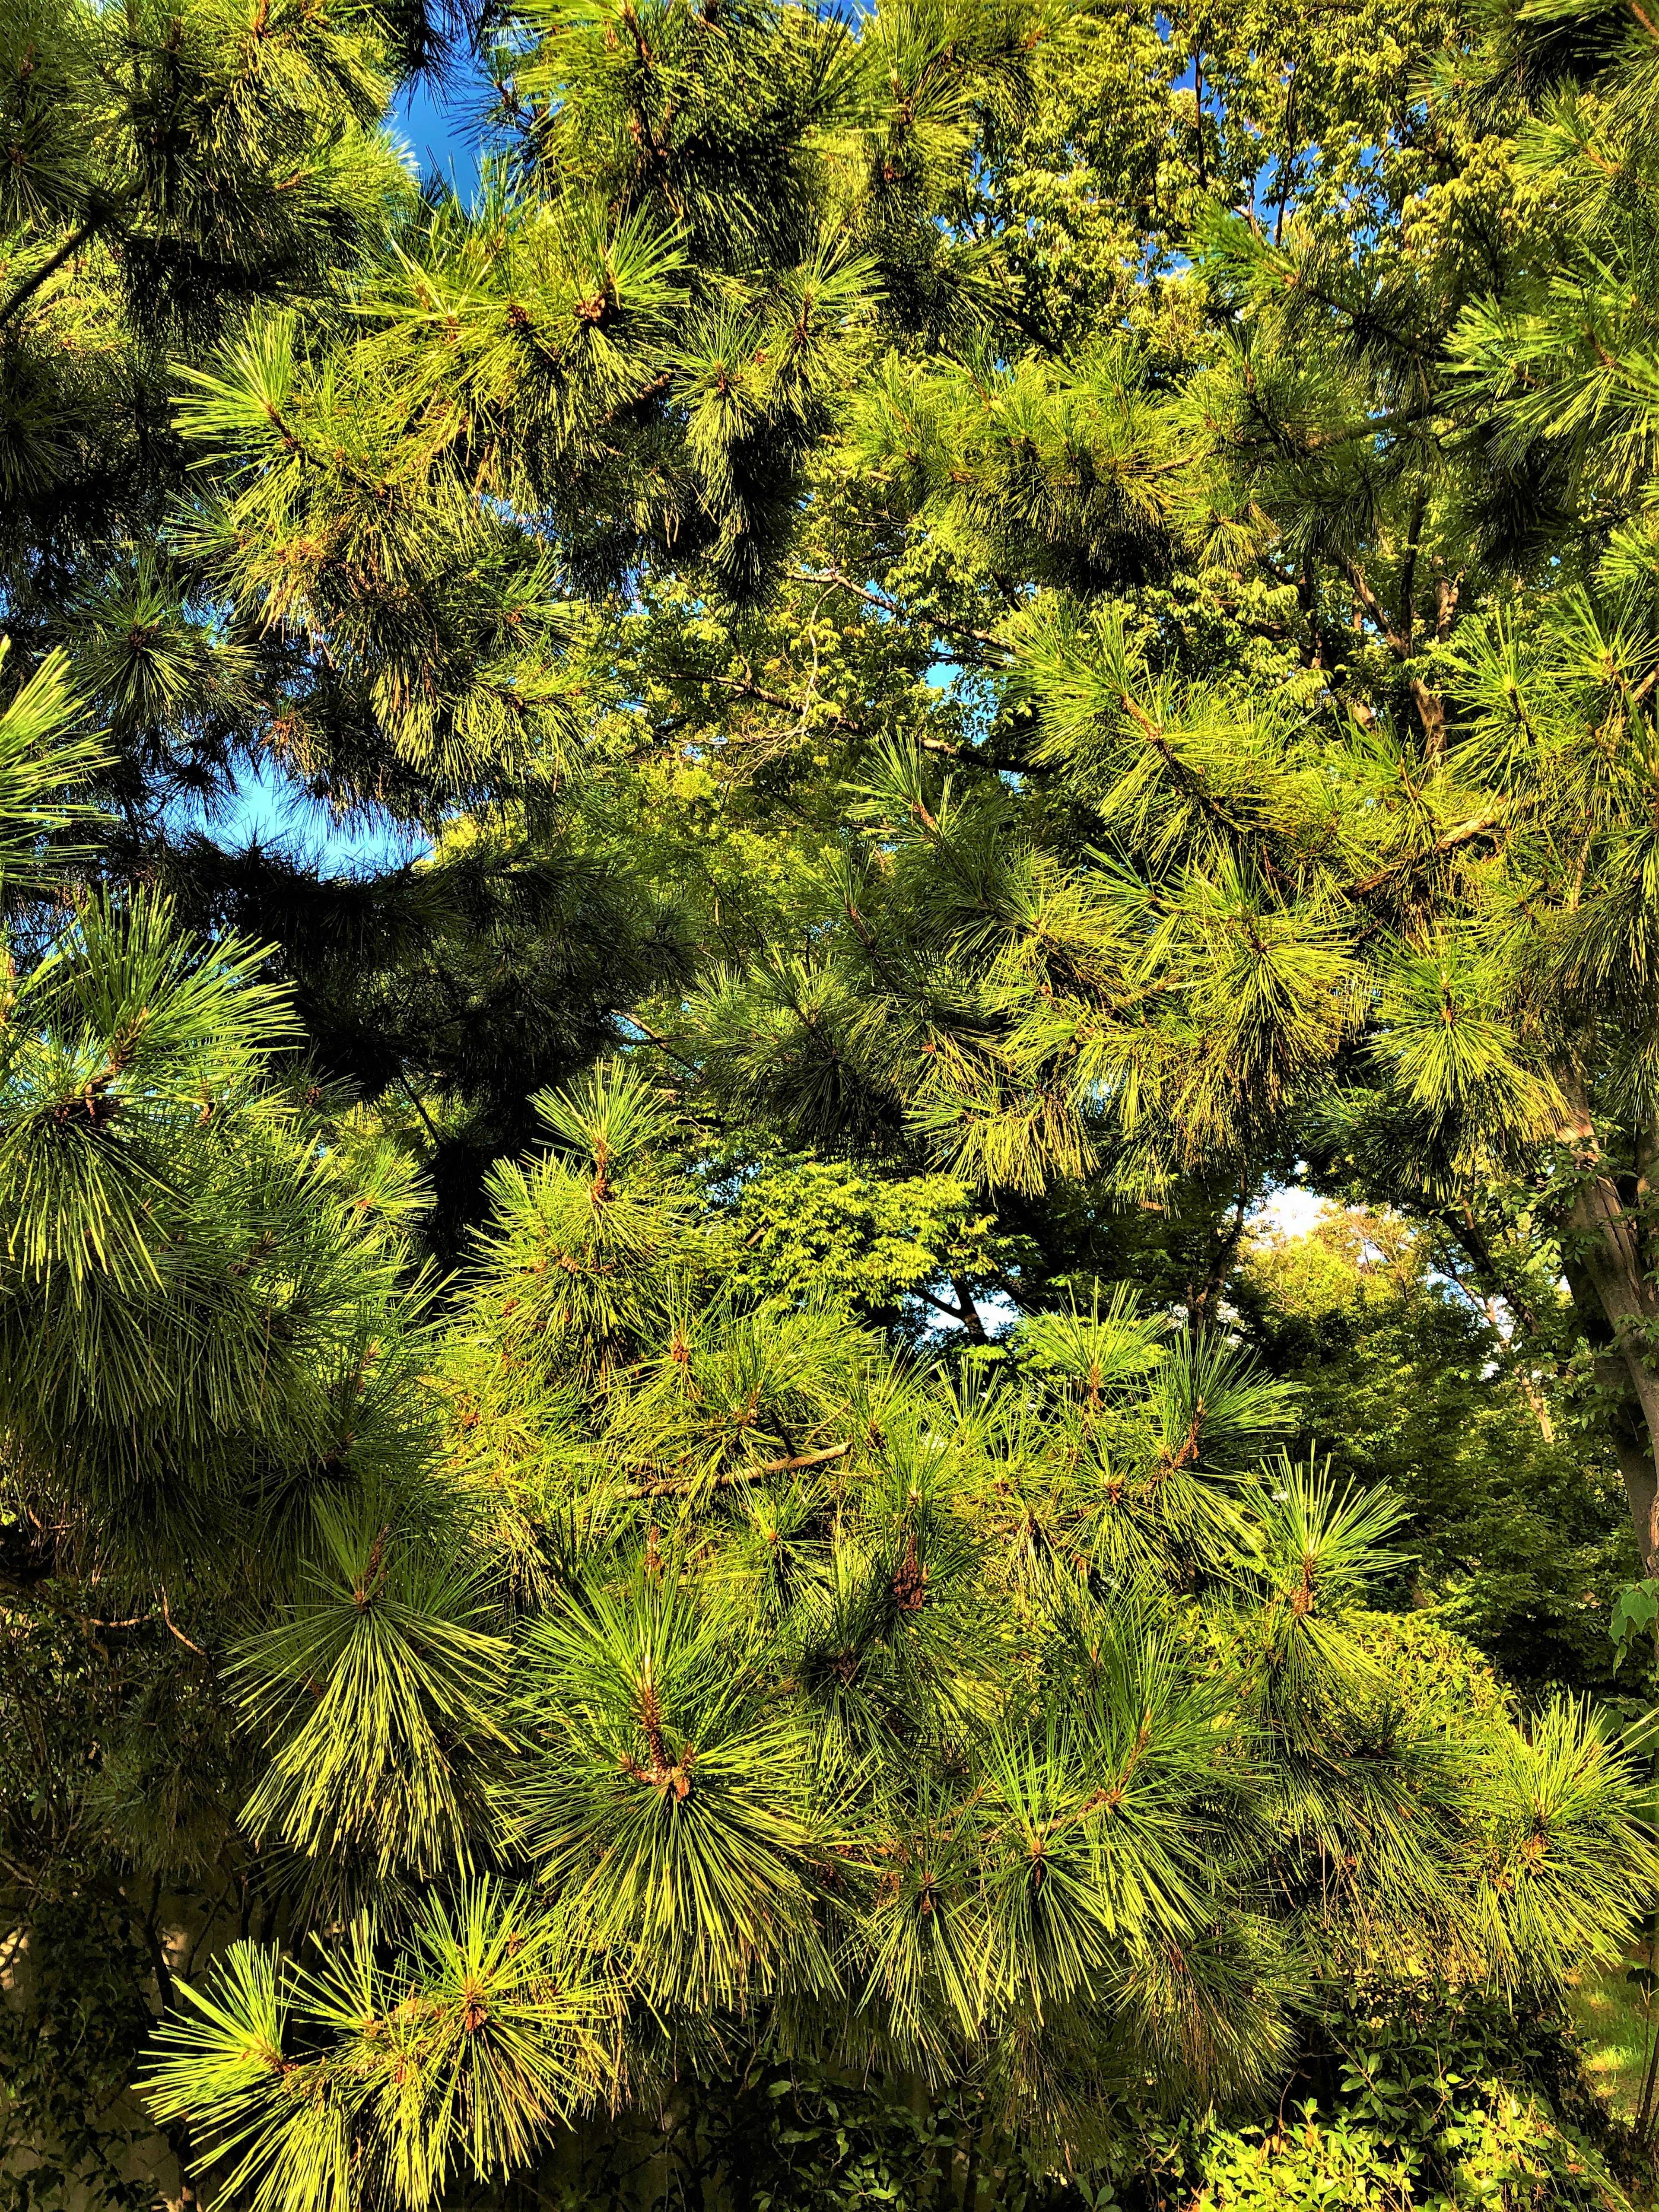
[12,0,1659,2206]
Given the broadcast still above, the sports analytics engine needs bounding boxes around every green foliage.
[1234,1210,1635,1694]
[116,1065,1658,2201]
[714,1150,1020,1332]
[15,0,1659,2205]
[1113,1988,1643,2211]
[0,1895,157,2212]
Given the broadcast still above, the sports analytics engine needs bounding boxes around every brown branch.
[621,1440,850,1500]
[950,1273,990,1344]
[1348,810,1504,896]
[1408,674,1448,760]
[0,215,104,329]
[1342,556,1408,660]
[1188,1180,1252,1328]
[1433,563,1462,643]
[1435,1208,1542,1342]
[982,1262,1038,1313]
[158,1588,209,1659]
[796,569,1010,655]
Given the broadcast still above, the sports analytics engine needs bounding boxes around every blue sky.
[200,755,428,872]
[391,63,490,195]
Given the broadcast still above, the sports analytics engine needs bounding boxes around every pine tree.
[0,0,1062,1243]
[132,1066,1658,2204]
[10,2,1659,2204]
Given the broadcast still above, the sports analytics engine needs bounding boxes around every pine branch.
[1348,810,1505,896]
[1118,691,1287,884]
[0,215,105,329]
[620,1441,850,1498]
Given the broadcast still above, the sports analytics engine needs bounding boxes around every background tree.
[1235,1206,1633,1694]
[614,0,1659,1618]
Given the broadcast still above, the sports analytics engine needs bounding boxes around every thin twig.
[158,1588,209,1659]
[619,1015,700,1074]
[660,664,960,755]
[661,666,868,734]
[795,569,1010,655]
[396,1069,442,1147]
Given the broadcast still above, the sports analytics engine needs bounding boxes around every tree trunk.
[1605,1386,1659,1574]
[1408,674,1447,761]
[959,2126,982,2210]
[950,1275,990,1345]
[1557,1099,1659,1573]
[1187,1179,1252,1328]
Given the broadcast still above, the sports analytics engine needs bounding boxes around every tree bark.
[1408,673,1447,760]
[1187,1181,1252,1327]
[950,1275,990,1345]
[1557,1096,1659,1572]
[1603,1382,1659,1570]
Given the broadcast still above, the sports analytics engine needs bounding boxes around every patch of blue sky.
[390,56,493,196]
[185,752,430,875]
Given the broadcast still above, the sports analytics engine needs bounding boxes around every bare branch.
[621,1441,851,1500]
[796,568,1010,655]
[1348,810,1504,896]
